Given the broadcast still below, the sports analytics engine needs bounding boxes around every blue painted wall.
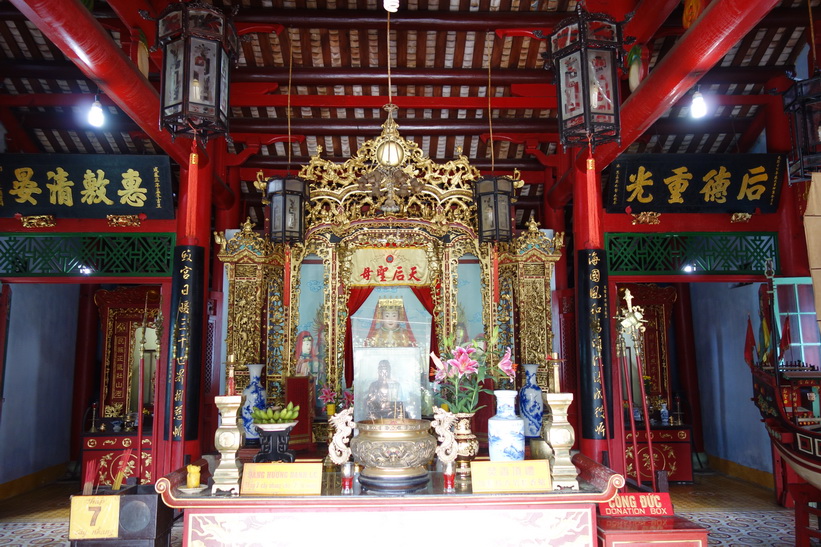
[690,282,773,472]
[0,284,79,485]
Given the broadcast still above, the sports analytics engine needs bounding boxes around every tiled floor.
[0,470,802,546]
[671,470,786,512]
[672,471,798,546]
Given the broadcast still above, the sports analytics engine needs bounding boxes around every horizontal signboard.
[606,153,785,214]
[0,154,174,219]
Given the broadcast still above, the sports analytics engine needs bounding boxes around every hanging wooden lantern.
[268,175,309,243]
[783,74,821,182]
[151,2,239,141]
[474,176,515,242]
[543,4,624,149]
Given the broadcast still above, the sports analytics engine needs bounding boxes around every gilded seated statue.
[364,360,406,419]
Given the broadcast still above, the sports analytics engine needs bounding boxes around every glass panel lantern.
[475,176,515,242]
[783,74,821,182]
[153,2,238,141]
[543,4,624,149]
[268,175,309,243]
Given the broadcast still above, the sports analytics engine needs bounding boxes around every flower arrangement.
[642,375,653,394]
[318,384,354,409]
[430,331,516,414]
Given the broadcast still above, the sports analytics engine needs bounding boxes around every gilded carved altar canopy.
[217,106,563,405]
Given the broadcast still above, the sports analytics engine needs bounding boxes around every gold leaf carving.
[107,215,142,227]
[20,215,56,228]
[631,211,661,225]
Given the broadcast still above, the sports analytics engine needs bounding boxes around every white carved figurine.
[328,407,355,465]
[432,406,457,464]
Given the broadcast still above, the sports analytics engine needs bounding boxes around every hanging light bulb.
[88,94,105,128]
[691,89,707,119]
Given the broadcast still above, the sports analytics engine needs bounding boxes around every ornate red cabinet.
[625,426,694,483]
[81,433,152,485]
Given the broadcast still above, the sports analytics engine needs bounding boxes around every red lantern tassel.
[492,244,500,304]
[283,244,291,307]
[184,139,199,243]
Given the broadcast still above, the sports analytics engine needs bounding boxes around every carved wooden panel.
[94,286,161,418]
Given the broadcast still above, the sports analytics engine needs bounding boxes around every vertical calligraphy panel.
[168,245,204,441]
[576,249,613,447]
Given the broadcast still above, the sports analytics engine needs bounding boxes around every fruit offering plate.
[256,420,298,431]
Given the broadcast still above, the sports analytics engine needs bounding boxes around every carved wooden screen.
[94,285,161,418]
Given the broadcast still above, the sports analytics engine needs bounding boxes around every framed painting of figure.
[296,253,327,413]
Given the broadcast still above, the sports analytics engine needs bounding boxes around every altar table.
[156,453,624,547]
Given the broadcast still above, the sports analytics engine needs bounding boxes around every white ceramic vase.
[488,390,525,461]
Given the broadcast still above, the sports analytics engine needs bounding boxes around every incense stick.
[111,448,133,490]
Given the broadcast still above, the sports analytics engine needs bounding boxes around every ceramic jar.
[240,363,267,444]
[488,390,525,461]
[519,363,544,438]
[453,412,479,476]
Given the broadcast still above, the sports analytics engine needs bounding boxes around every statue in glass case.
[364,359,406,419]
[352,293,431,422]
[364,298,417,348]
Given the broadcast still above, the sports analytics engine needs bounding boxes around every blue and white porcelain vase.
[660,403,670,426]
[488,390,525,461]
[241,363,267,444]
[519,363,544,438]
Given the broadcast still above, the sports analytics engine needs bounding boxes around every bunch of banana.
[251,401,300,424]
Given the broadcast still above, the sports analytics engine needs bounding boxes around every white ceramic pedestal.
[543,392,578,490]
[212,395,243,495]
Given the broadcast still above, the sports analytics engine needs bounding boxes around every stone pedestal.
[543,392,578,490]
[212,395,243,495]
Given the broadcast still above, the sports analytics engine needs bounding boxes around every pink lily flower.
[430,352,448,382]
[319,385,337,404]
[498,347,515,379]
[447,346,479,377]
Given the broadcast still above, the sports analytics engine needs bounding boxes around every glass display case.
[350,294,432,422]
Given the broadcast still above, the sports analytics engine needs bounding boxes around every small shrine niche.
[216,105,564,443]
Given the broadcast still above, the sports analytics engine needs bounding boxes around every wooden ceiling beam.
[7,0,190,165]
[0,60,794,89]
[0,6,808,32]
[10,109,751,138]
[234,9,567,32]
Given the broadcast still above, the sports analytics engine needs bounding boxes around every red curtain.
[410,285,439,379]
[344,286,374,388]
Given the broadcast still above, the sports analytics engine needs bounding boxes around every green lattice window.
[605,232,779,276]
[0,233,175,277]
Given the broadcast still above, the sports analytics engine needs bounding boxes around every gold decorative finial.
[526,212,540,233]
